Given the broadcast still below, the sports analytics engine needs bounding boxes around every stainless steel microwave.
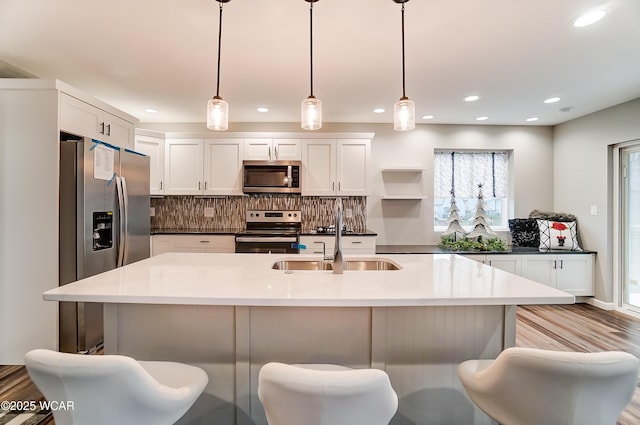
[242,160,301,194]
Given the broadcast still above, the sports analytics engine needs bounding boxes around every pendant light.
[301,0,322,130]
[207,0,231,131]
[393,0,415,131]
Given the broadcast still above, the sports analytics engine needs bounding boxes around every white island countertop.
[43,253,575,307]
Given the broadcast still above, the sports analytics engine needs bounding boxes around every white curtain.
[434,151,508,198]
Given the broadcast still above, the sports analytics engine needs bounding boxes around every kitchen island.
[44,253,574,425]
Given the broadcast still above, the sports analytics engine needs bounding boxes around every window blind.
[434,151,508,198]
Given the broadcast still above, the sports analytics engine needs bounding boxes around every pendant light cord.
[309,1,314,97]
[400,2,406,99]
[215,1,223,98]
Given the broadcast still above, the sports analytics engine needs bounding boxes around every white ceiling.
[1,0,640,127]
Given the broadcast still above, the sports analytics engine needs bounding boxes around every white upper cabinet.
[336,139,370,196]
[244,139,301,161]
[302,139,370,196]
[203,139,244,195]
[60,93,134,149]
[273,139,302,160]
[302,139,336,195]
[135,134,165,195]
[164,139,244,195]
[164,139,204,195]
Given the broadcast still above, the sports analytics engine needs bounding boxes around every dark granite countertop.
[152,228,378,237]
[300,230,378,237]
[375,245,596,255]
[151,228,243,235]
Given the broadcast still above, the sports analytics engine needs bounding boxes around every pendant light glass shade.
[207,0,230,131]
[301,95,322,130]
[302,0,321,130]
[394,97,415,131]
[207,96,228,131]
[393,0,414,132]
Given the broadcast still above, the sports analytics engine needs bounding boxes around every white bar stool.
[258,362,398,425]
[24,349,208,425]
[457,347,639,425]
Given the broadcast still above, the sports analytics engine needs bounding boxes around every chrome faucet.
[333,199,344,274]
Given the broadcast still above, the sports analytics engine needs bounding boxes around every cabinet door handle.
[106,123,111,136]
[338,182,341,191]
[199,181,201,190]
[559,260,564,269]
[160,181,163,190]
[199,240,210,244]
[332,182,335,191]
[204,181,208,190]
[275,145,278,159]
[268,147,271,160]
[99,122,105,134]
[351,241,362,244]
[553,260,557,269]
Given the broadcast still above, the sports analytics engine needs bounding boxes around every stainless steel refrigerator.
[59,137,150,353]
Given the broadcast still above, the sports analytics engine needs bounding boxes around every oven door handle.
[235,236,298,243]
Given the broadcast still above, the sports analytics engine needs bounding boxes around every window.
[434,150,510,230]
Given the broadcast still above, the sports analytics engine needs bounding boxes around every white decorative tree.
[441,191,466,241]
[466,184,497,240]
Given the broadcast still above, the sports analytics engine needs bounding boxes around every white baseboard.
[585,297,615,310]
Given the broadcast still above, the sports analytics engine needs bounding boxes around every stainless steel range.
[235,210,301,253]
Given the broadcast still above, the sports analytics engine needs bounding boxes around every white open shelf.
[381,167,426,200]
[381,195,427,200]
[381,167,426,173]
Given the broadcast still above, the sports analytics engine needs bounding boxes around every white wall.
[554,98,640,303]
[140,121,555,245]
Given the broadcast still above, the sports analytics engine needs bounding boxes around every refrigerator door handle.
[116,176,126,267]
[121,176,130,266]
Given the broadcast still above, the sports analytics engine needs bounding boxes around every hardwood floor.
[2,304,640,425]
[516,304,640,425]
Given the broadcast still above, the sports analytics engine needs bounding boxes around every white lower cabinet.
[463,253,594,296]
[520,254,594,296]
[151,235,235,255]
[462,254,522,275]
[299,235,376,256]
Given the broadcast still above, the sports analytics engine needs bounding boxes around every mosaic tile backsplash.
[150,195,367,232]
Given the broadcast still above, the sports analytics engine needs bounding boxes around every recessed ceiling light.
[464,95,480,102]
[421,115,435,120]
[144,108,158,113]
[544,97,561,104]
[257,107,269,113]
[476,116,489,121]
[526,117,540,122]
[573,9,607,27]
[373,108,385,114]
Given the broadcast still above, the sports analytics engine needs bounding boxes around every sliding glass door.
[622,144,640,310]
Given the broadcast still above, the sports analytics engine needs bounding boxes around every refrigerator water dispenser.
[92,211,113,251]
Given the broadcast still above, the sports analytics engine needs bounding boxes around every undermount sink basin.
[343,260,401,271]
[271,258,401,271]
[271,260,334,271]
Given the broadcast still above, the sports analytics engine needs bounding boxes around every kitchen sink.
[343,259,401,270]
[272,260,334,271]
[271,258,401,271]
